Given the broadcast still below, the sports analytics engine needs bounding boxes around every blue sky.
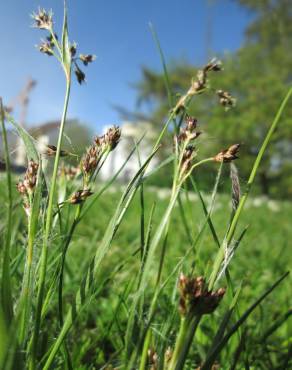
[0,0,250,132]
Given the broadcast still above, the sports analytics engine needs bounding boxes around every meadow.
[0,5,291,370]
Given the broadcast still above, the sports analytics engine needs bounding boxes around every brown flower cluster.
[217,89,236,109]
[32,8,53,30]
[214,144,240,163]
[174,58,222,113]
[69,189,93,204]
[178,274,225,316]
[68,126,121,205]
[17,160,39,216]
[177,116,201,178]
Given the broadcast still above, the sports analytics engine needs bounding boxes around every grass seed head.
[32,8,53,30]
[46,144,68,157]
[79,54,96,66]
[214,144,240,163]
[102,125,121,151]
[217,89,236,109]
[178,273,225,316]
[38,41,54,56]
[69,189,93,204]
[74,64,86,84]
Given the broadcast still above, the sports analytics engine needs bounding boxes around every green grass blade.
[201,272,289,369]
[0,99,13,323]
[208,86,292,290]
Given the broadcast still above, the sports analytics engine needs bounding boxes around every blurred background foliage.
[131,0,292,198]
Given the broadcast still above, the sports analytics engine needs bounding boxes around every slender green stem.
[208,86,292,290]
[29,77,71,370]
[0,99,13,323]
[168,315,202,370]
[18,217,35,344]
[139,329,152,370]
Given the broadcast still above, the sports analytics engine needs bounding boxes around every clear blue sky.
[0,0,250,132]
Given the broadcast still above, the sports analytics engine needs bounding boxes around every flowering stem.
[29,76,71,370]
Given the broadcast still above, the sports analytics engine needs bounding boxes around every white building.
[100,121,159,182]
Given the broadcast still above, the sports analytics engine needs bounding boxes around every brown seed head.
[17,181,27,195]
[103,126,121,151]
[214,144,240,163]
[74,65,86,84]
[81,145,100,177]
[46,145,68,157]
[23,160,39,193]
[204,58,223,72]
[178,274,225,316]
[38,41,54,56]
[69,189,93,205]
[217,90,236,108]
[79,54,96,66]
[32,8,53,30]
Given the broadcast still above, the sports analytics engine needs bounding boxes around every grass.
[0,5,291,370]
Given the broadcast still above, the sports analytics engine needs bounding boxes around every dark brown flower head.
[38,41,54,56]
[214,144,240,163]
[69,189,93,204]
[23,160,39,193]
[178,273,225,316]
[178,116,201,143]
[46,145,68,157]
[17,181,27,195]
[217,90,236,108]
[81,145,100,178]
[74,65,86,84]
[185,115,198,131]
[32,8,53,30]
[180,145,196,175]
[103,125,121,151]
[70,43,77,57]
[79,54,96,66]
[204,58,223,73]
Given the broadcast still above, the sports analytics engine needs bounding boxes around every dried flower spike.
[79,54,96,66]
[204,58,223,72]
[69,189,93,204]
[217,89,236,108]
[74,65,86,84]
[38,42,54,56]
[46,145,68,157]
[214,144,240,163]
[178,273,225,316]
[103,126,121,151]
[32,8,53,30]
[81,145,100,179]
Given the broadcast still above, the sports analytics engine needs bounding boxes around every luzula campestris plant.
[29,6,96,369]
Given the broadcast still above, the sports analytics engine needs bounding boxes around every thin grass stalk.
[0,99,13,323]
[139,329,152,370]
[208,86,292,290]
[30,76,71,370]
[168,314,202,370]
